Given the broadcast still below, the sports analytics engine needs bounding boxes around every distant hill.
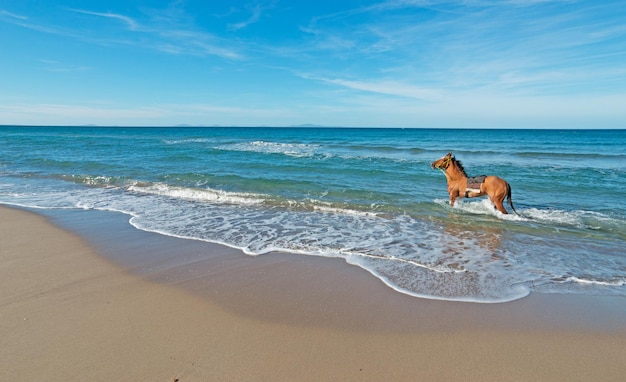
[289,124,325,128]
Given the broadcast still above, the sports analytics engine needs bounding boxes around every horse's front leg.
[449,190,460,206]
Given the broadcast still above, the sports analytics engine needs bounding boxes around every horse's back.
[484,175,508,186]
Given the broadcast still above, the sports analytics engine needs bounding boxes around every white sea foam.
[524,208,582,225]
[434,198,526,221]
[126,182,386,218]
[521,207,624,231]
[81,175,115,187]
[2,175,625,303]
[346,251,531,303]
[163,138,214,145]
[562,276,625,287]
[127,183,266,205]
[216,140,320,157]
[434,198,622,229]
[310,202,381,217]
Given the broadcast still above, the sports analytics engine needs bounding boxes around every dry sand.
[1,205,625,381]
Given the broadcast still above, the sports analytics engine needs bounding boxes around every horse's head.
[431,152,453,170]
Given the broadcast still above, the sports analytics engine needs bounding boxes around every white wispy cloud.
[0,10,28,20]
[376,0,574,8]
[155,29,242,59]
[304,75,442,100]
[229,3,265,31]
[1,6,242,60]
[68,8,140,31]
[0,9,72,35]
[296,0,626,100]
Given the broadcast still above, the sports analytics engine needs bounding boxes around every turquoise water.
[1,126,625,302]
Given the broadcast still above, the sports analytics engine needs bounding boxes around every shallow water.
[1,126,625,302]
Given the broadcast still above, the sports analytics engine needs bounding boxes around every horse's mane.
[451,156,468,177]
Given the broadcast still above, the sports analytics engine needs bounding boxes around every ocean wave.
[127,182,267,205]
[60,174,121,187]
[515,151,626,160]
[434,198,526,221]
[433,198,625,231]
[3,127,626,304]
[2,175,624,303]
[214,141,425,163]
[342,144,426,155]
[523,207,625,231]
[215,141,321,158]
[126,181,389,218]
[559,276,625,287]
[162,138,215,145]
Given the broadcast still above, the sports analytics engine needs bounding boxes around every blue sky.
[1,0,625,128]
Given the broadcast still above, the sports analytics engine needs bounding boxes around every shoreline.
[2,205,625,380]
[36,205,626,333]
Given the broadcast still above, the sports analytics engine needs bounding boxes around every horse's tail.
[506,183,519,216]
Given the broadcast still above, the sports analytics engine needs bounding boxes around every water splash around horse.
[431,152,517,215]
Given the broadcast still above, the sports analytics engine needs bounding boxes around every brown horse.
[431,153,517,215]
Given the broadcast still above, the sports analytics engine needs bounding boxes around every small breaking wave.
[163,138,215,145]
[433,198,624,232]
[533,275,626,296]
[60,175,122,187]
[560,276,625,287]
[434,198,526,221]
[216,141,321,158]
[126,181,387,219]
[522,208,624,231]
[127,182,267,205]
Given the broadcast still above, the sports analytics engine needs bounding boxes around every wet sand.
[1,205,625,381]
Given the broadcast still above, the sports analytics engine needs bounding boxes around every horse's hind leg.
[491,196,508,214]
[485,177,509,214]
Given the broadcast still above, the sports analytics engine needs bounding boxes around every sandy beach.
[1,205,625,381]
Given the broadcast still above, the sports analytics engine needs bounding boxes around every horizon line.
[1,124,625,131]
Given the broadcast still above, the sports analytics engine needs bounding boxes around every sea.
[1,126,625,303]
